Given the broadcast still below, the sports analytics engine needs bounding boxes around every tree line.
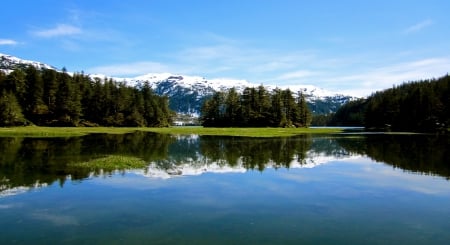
[0,66,173,127]
[201,85,312,127]
[322,75,449,132]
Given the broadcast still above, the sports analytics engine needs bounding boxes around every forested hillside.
[201,86,312,127]
[328,75,449,132]
[0,67,173,127]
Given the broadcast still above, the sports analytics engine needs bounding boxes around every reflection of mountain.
[1,132,449,196]
[142,154,361,179]
[142,135,360,179]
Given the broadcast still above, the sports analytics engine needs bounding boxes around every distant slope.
[1,53,357,116]
[0,53,57,72]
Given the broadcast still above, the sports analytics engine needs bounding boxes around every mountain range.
[0,53,357,116]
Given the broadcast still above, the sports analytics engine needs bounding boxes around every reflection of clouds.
[0,186,29,198]
[32,211,79,226]
[1,181,49,198]
[0,204,16,209]
[133,152,361,180]
[356,163,450,195]
[143,161,246,179]
[282,157,450,196]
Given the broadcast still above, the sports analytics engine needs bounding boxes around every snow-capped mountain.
[122,72,355,115]
[0,53,356,115]
[0,53,57,72]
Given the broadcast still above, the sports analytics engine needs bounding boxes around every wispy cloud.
[0,39,18,45]
[403,19,433,34]
[89,61,170,77]
[32,24,82,38]
[322,57,450,96]
[277,70,316,80]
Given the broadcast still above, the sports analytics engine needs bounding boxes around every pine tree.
[0,91,26,126]
[24,66,48,124]
[270,88,284,127]
[296,91,311,127]
[42,69,59,121]
[256,85,271,126]
[4,69,26,103]
[55,69,82,126]
[225,87,241,126]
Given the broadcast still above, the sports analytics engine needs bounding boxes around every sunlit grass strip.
[68,155,147,172]
[141,127,344,137]
[0,126,344,138]
[0,126,138,137]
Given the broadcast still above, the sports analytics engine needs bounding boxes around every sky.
[1,0,449,96]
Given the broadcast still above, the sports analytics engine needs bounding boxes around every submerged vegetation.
[68,155,147,172]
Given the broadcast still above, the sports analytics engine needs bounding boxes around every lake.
[0,132,449,244]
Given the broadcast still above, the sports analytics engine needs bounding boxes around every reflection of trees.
[337,134,450,179]
[199,135,312,171]
[0,132,173,193]
[2,132,448,194]
[146,135,313,173]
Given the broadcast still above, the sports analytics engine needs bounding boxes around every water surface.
[0,132,449,244]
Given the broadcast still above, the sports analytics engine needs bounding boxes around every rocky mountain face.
[126,74,356,116]
[1,53,356,116]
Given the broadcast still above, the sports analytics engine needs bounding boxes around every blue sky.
[1,0,449,96]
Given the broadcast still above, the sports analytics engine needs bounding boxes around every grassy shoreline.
[0,126,344,137]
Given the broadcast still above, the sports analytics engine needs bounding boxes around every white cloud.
[322,57,450,96]
[88,61,170,77]
[32,24,82,38]
[277,70,316,80]
[0,39,18,45]
[403,19,433,34]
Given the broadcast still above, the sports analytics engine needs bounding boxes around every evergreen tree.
[296,91,312,127]
[225,87,241,126]
[4,69,26,102]
[55,69,82,125]
[201,91,225,126]
[0,71,6,91]
[281,89,297,127]
[42,69,59,121]
[0,91,25,126]
[256,85,271,125]
[24,66,48,124]
[201,86,312,128]
[270,88,284,127]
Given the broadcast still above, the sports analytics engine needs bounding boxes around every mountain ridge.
[0,53,357,115]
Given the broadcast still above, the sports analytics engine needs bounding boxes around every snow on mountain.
[121,72,355,114]
[0,53,356,115]
[127,73,253,91]
[0,53,57,72]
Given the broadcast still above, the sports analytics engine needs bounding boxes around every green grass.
[141,127,344,137]
[0,126,139,137]
[0,126,344,137]
[68,155,147,172]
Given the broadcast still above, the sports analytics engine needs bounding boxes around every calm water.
[0,132,449,245]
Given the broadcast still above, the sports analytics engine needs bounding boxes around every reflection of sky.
[32,211,79,226]
[93,155,450,200]
[1,155,450,244]
[278,157,450,196]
